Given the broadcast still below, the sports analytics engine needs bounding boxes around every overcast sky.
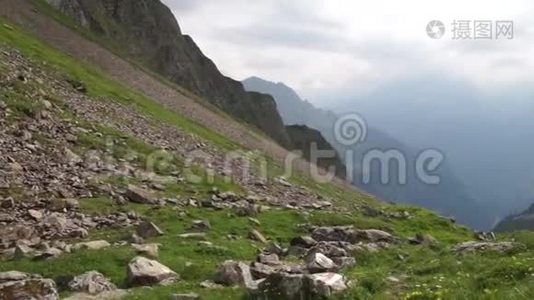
[161,0,534,105]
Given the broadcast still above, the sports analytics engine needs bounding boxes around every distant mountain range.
[244,76,493,229]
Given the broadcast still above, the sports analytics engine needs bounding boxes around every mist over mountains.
[326,75,534,226]
[243,76,494,229]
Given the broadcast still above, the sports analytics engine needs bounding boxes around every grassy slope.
[0,20,533,300]
[27,0,277,143]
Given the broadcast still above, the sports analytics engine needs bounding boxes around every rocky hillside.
[494,203,534,232]
[43,0,291,148]
[286,125,346,179]
[0,0,532,299]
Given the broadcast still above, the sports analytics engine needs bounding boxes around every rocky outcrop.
[68,271,116,295]
[0,271,59,300]
[452,241,526,254]
[44,0,291,147]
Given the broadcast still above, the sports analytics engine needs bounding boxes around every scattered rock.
[249,229,268,244]
[409,233,438,246]
[452,241,525,254]
[63,290,128,300]
[257,253,280,266]
[234,204,260,217]
[265,242,285,256]
[68,271,116,295]
[305,253,337,273]
[199,280,223,289]
[28,209,44,221]
[169,293,200,300]
[126,233,145,244]
[290,236,317,248]
[0,271,28,282]
[64,147,82,165]
[35,247,63,260]
[305,272,348,297]
[190,220,211,232]
[73,240,111,251]
[127,256,179,287]
[1,197,15,209]
[249,272,303,299]
[332,257,356,269]
[214,260,255,288]
[177,233,206,239]
[124,185,158,205]
[352,229,394,243]
[132,243,159,258]
[248,217,261,226]
[311,226,353,242]
[136,221,164,238]
[274,177,292,187]
[13,244,33,259]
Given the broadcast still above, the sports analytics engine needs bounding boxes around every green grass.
[28,0,267,136]
[0,17,377,211]
[0,20,238,151]
[1,14,533,300]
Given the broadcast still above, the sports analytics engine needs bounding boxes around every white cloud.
[162,0,534,104]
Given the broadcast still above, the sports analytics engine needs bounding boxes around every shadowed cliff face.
[45,0,291,148]
[285,125,347,179]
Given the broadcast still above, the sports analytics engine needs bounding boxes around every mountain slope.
[494,203,534,232]
[244,76,491,229]
[43,0,291,147]
[0,0,532,299]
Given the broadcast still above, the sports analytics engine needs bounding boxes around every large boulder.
[0,271,59,300]
[126,256,179,287]
[250,272,306,300]
[305,253,337,273]
[213,260,255,288]
[68,271,116,295]
[305,273,348,297]
[124,186,158,204]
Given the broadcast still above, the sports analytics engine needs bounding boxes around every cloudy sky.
[162,0,534,106]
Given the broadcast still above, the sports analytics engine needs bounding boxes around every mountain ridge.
[43,0,292,148]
